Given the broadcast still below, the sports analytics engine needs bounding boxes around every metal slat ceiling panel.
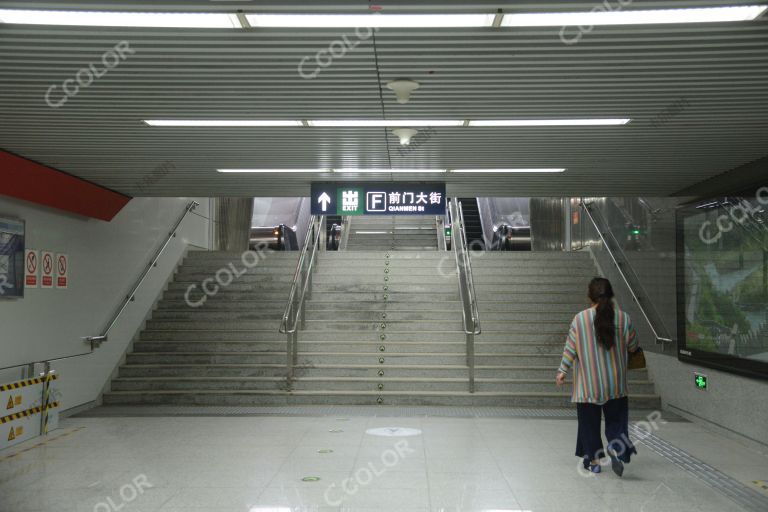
[0,0,767,197]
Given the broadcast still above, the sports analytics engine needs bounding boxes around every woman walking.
[556,277,640,476]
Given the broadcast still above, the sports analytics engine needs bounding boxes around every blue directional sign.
[311,182,446,216]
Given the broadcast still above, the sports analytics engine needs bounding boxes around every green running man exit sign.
[694,372,708,391]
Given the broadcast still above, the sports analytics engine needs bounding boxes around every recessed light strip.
[0,9,239,28]
[470,119,630,127]
[1,6,763,28]
[308,120,464,128]
[217,169,329,173]
[217,168,566,174]
[450,168,566,173]
[501,6,767,27]
[246,13,495,28]
[334,169,447,173]
[145,120,303,127]
[147,119,630,128]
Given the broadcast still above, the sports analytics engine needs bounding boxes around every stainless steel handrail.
[579,200,673,346]
[279,214,324,381]
[458,201,481,336]
[450,199,481,392]
[83,200,199,348]
[0,352,90,373]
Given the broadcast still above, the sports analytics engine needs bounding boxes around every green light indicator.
[631,229,641,235]
[694,373,708,390]
[445,227,452,237]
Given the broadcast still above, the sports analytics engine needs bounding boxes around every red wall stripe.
[0,150,131,221]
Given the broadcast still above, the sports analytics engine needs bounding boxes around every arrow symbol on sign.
[318,192,331,212]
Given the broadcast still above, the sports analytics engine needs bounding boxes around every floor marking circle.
[366,427,422,437]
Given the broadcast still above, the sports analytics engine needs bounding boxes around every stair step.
[102,390,661,409]
[111,247,661,409]
[138,331,569,342]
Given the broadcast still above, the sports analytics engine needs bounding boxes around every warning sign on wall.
[40,251,54,288]
[24,249,38,287]
[55,253,68,289]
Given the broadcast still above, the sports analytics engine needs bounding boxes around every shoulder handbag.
[628,347,646,370]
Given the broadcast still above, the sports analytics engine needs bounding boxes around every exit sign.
[694,372,708,391]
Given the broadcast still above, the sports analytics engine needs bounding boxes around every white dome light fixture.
[387,79,420,104]
[392,128,418,146]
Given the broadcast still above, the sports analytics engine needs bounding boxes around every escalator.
[458,198,485,251]
[325,215,342,250]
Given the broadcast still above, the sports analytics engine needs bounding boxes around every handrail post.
[279,214,325,381]
[450,199,480,393]
[39,361,51,436]
[467,333,475,393]
[292,331,299,367]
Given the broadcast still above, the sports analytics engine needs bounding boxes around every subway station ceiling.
[0,0,767,197]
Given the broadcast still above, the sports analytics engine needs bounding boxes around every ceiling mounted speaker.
[392,128,418,145]
[387,79,420,104]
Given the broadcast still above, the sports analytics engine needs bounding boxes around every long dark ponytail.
[588,277,615,350]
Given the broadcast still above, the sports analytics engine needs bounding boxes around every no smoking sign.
[56,253,68,289]
[24,250,39,287]
[40,251,54,288]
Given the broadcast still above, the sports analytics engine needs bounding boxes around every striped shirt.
[558,307,638,404]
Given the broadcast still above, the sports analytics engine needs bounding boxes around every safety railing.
[579,199,674,347]
[450,199,481,392]
[83,200,199,348]
[279,214,324,382]
[0,360,57,439]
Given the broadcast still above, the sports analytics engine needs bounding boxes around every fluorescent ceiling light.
[217,169,329,173]
[146,119,628,128]
[451,169,566,173]
[470,119,630,127]
[145,120,303,127]
[0,9,239,28]
[334,169,447,173]
[246,13,495,28]
[309,120,463,127]
[500,6,767,27]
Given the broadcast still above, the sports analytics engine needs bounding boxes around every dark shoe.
[583,458,601,474]
[608,450,624,477]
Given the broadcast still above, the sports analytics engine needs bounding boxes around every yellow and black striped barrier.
[0,373,58,392]
[1,372,61,450]
[0,402,60,425]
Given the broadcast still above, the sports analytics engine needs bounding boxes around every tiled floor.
[1,412,767,512]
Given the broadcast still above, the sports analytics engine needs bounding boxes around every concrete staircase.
[287,251,467,404]
[104,248,660,409]
[470,251,662,409]
[345,215,438,251]
[104,250,298,405]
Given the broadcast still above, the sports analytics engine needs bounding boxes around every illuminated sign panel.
[311,182,446,216]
